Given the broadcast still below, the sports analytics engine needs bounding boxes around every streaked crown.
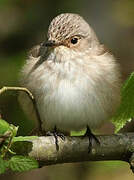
[47,13,92,43]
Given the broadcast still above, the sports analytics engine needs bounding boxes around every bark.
[11,133,134,171]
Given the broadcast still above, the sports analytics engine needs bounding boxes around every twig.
[0,86,42,133]
[10,133,134,172]
[0,86,34,99]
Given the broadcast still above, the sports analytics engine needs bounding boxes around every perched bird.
[19,13,121,150]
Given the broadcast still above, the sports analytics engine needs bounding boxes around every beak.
[44,40,56,47]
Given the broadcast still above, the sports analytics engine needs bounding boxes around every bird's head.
[45,13,100,53]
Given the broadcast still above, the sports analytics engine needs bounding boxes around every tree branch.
[11,133,134,168]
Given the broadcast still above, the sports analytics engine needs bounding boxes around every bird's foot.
[84,126,100,153]
[46,126,66,151]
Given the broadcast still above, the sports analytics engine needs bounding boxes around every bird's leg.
[84,125,100,153]
[46,126,65,151]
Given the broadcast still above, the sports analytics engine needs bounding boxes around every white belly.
[37,72,109,132]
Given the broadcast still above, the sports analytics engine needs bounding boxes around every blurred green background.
[0,0,134,179]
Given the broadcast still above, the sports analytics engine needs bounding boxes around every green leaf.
[112,72,134,132]
[0,157,6,174]
[9,125,18,137]
[9,156,39,172]
[0,119,18,137]
[0,119,10,135]
[13,136,38,142]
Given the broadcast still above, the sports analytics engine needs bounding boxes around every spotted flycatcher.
[19,13,121,148]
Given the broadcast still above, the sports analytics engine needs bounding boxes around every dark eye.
[71,37,78,44]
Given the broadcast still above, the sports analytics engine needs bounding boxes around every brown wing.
[18,43,44,130]
[28,42,47,58]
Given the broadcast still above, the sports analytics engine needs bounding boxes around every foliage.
[9,156,38,172]
[0,119,38,174]
[112,72,134,132]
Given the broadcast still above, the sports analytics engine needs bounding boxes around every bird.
[19,13,121,151]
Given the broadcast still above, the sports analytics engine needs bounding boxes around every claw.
[46,126,66,151]
[84,126,100,153]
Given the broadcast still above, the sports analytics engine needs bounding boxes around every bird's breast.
[27,59,109,132]
[22,52,121,132]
